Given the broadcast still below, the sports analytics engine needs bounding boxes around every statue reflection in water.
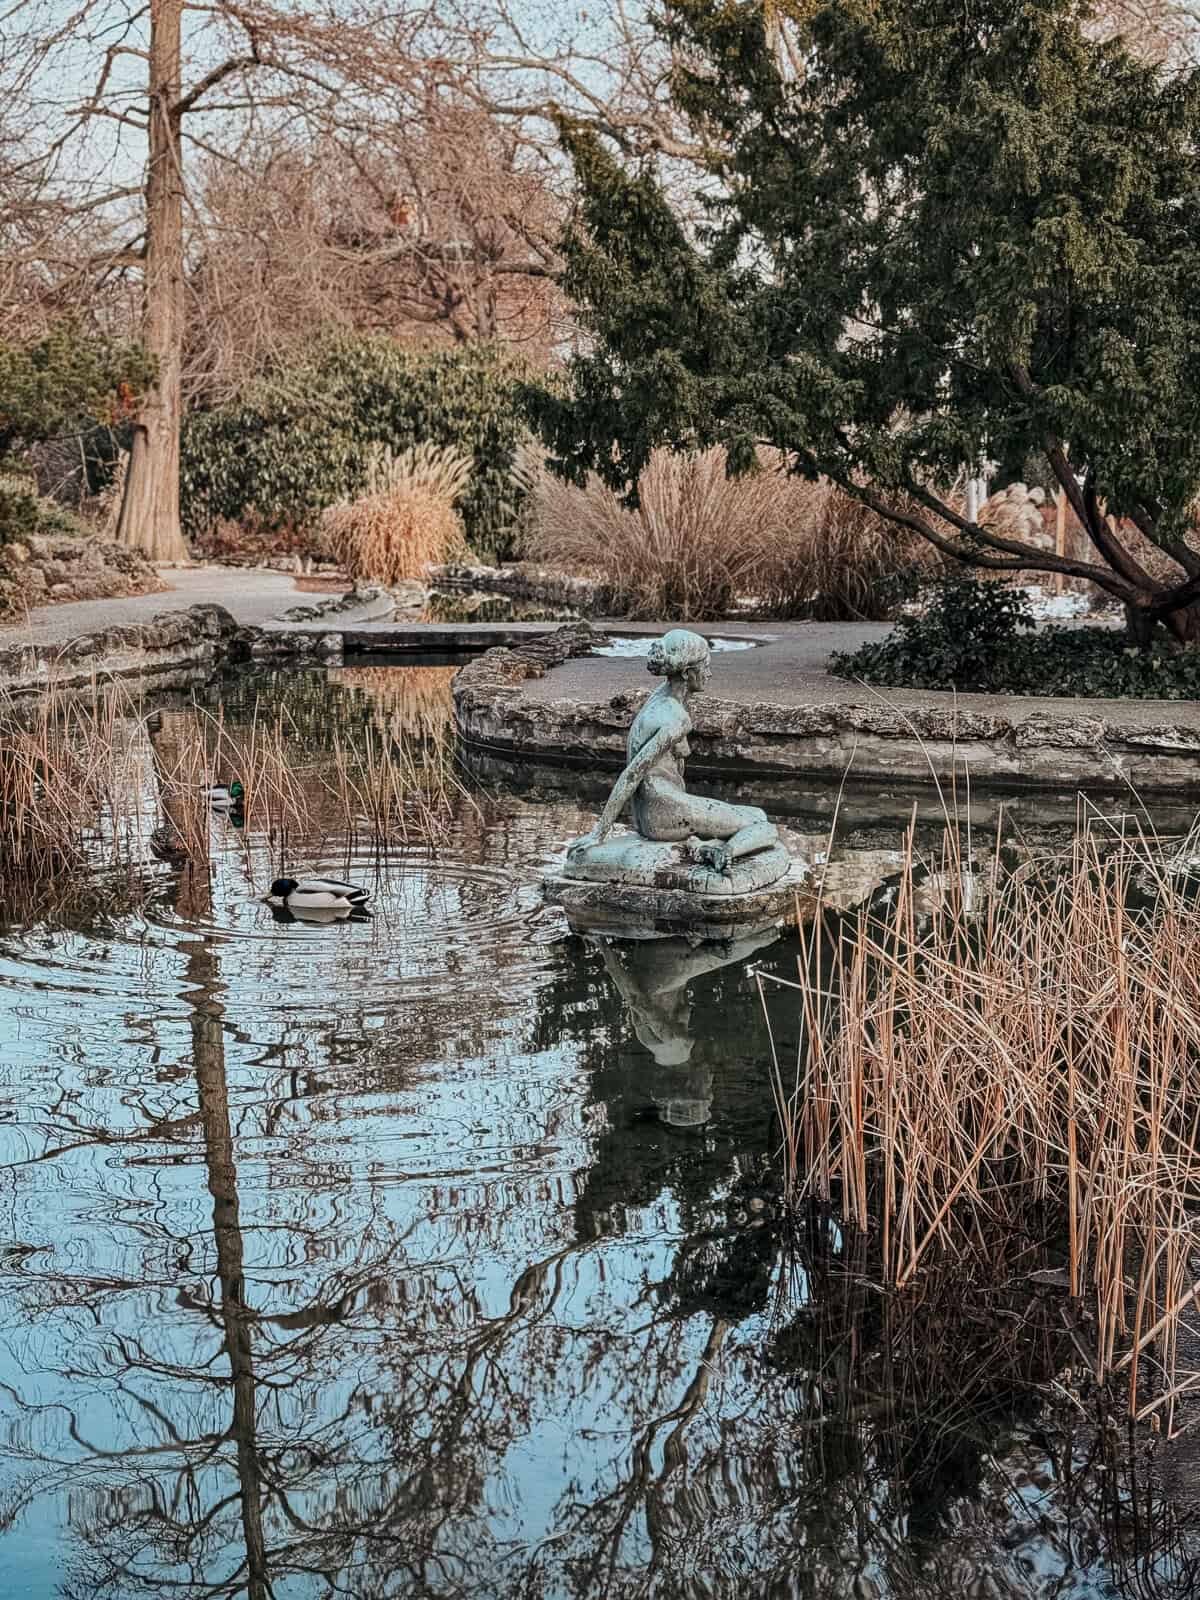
[592,924,784,1127]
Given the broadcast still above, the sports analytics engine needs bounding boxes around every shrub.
[831,575,1200,699]
[321,444,470,586]
[181,337,534,560]
[0,327,150,548]
[0,326,151,462]
[519,446,932,621]
[0,471,89,546]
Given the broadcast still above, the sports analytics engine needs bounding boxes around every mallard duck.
[268,900,368,925]
[149,821,188,864]
[265,877,370,911]
[205,781,244,811]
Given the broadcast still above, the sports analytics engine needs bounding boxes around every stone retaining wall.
[0,533,164,618]
[453,630,1200,795]
[0,604,341,698]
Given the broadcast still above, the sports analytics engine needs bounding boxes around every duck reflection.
[592,924,784,1128]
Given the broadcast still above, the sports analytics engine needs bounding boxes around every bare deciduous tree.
[4,0,437,558]
[185,106,566,403]
[0,0,709,559]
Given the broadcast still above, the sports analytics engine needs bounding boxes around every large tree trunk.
[116,0,190,563]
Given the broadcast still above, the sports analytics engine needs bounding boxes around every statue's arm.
[573,727,675,850]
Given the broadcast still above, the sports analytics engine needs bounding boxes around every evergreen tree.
[532,0,1200,643]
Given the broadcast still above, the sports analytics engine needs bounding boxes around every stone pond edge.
[8,605,1199,797]
[0,603,342,698]
[451,624,1200,796]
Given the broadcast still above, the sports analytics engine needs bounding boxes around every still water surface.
[0,666,1194,1598]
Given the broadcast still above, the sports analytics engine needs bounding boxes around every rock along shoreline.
[0,603,341,699]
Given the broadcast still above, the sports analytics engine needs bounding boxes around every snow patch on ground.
[1022,585,1091,621]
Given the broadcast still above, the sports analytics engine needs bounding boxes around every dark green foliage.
[0,477,89,546]
[832,578,1200,698]
[835,575,1038,687]
[532,0,1200,639]
[181,337,536,560]
[0,326,150,547]
[0,326,152,463]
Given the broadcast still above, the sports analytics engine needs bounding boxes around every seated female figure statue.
[569,629,779,877]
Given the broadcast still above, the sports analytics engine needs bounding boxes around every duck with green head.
[205,780,244,813]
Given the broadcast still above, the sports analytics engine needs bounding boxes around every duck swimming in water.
[205,781,244,812]
[265,877,370,912]
[268,900,369,925]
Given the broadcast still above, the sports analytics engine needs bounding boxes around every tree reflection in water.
[0,674,1194,1597]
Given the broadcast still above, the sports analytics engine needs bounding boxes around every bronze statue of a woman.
[569,629,780,877]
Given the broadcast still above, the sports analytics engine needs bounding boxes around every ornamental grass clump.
[789,479,935,621]
[519,445,930,620]
[762,815,1200,1433]
[322,443,471,587]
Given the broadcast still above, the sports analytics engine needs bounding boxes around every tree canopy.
[533,0,1200,640]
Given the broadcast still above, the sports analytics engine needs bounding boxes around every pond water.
[0,666,1195,1598]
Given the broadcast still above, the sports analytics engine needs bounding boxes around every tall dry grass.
[146,703,312,863]
[518,445,934,620]
[323,443,471,586]
[0,687,144,881]
[362,441,472,502]
[0,676,468,897]
[762,815,1200,1432]
[148,694,469,865]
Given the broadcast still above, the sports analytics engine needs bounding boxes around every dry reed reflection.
[0,667,468,904]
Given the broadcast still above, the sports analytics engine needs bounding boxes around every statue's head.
[647,629,711,691]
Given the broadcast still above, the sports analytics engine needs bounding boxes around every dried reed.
[323,443,472,586]
[769,1216,1198,1594]
[146,694,468,870]
[0,685,144,881]
[519,445,934,620]
[146,703,311,863]
[0,672,467,896]
[363,441,473,502]
[762,814,1200,1432]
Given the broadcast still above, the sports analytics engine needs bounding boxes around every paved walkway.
[516,618,1200,733]
[8,574,1200,739]
[0,566,301,646]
